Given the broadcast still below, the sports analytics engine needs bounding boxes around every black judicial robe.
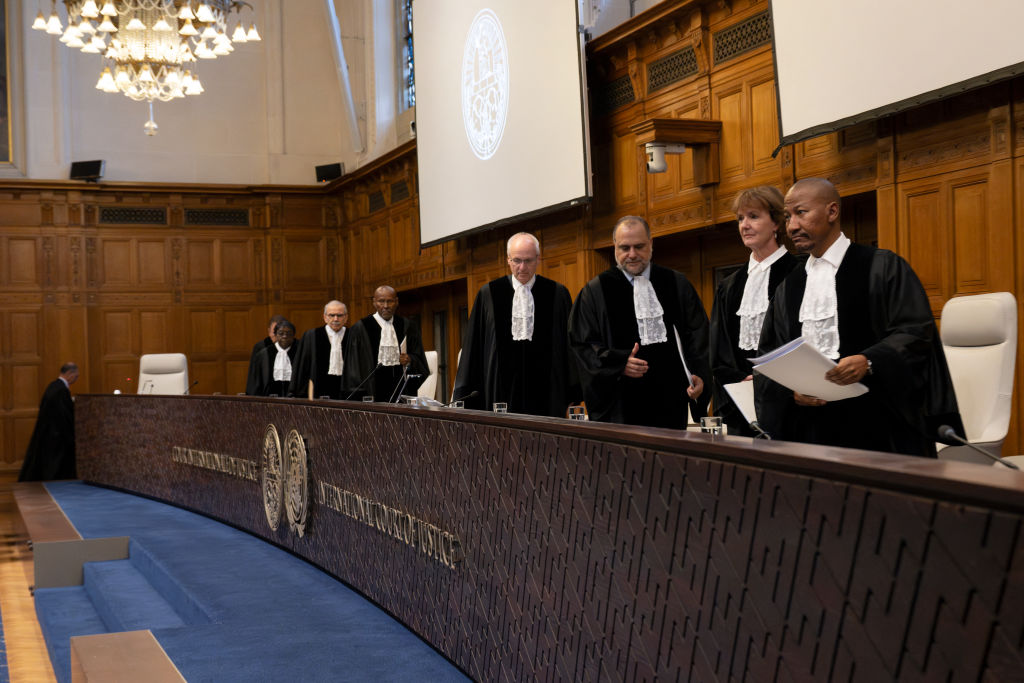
[710,251,801,436]
[453,275,580,416]
[288,326,351,399]
[569,264,712,428]
[247,344,299,397]
[753,243,963,457]
[245,336,274,396]
[18,379,76,481]
[345,315,429,401]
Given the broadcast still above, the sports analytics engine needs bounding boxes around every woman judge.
[710,186,801,436]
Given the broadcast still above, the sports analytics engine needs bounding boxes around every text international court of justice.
[2,0,1024,681]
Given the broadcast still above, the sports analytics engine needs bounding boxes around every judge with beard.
[710,186,800,435]
[248,320,298,396]
[754,178,963,456]
[453,232,579,416]
[569,216,711,428]
[345,286,429,402]
[288,301,351,399]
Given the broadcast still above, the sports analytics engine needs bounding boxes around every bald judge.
[754,178,963,456]
[453,232,579,416]
[345,286,429,402]
[569,216,711,428]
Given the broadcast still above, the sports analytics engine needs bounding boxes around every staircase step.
[35,586,108,683]
[128,539,212,625]
[83,560,186,632]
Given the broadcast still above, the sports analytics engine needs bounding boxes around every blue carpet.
[39,481,468,683]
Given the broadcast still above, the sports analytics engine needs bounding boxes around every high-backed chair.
[937,292,1017,464]
[137,353,190,395]
[418,350,439,400]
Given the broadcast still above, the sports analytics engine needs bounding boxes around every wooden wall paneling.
[897,179,948,314]
[282,236,326,288]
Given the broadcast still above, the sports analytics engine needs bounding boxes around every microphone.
[184,380,199,395]
[445,390,479,407]
[345,363,383,400]
[937,425,1019,470]
[749,420,772,440]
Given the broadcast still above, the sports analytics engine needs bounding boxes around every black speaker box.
[70,160,105,182]
[315,162,344,183]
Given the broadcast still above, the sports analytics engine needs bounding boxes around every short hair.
[268,314,286,326]
[60,362,78,375]
[275,320,296,334]
[323,300,346,314]
[788,177,842,219]
[507,232,541,257]
[731,186,786,229]
[612,215,651,242]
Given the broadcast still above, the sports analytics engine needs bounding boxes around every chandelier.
[31,1,260,135]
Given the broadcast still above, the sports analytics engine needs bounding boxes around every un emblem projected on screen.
[461,9,509,161]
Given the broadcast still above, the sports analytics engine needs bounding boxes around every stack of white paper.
[750,337,868,401]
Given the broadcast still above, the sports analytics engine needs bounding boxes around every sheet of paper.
[752,337,868,401]
[723,381,757,424]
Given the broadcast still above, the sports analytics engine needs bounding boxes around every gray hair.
[323,300,346,314]
[506,232,541,257]
[612,215,651,242]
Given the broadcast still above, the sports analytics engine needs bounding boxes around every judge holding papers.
[710,186,800,436]
[754,178,963,457]
[570,216,711,428]
[453,232,579,416]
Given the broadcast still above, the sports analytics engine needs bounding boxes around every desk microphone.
[749,421,772,440]
[445,390,479,407]
[390,372,423,404]
[184,380,199,395]
[937,425,1019,470]
[345,363,383,400]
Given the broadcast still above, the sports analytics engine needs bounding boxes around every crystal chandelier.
[31,1,261,135]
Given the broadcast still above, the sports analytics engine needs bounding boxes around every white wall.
[16,0,353,185]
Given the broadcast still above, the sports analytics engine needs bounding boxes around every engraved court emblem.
[284,429,310,537]
[261,424,284,531]
[461,8,509,160]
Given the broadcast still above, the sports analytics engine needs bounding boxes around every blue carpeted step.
[127,539,212,625]
[34,586,108,683]
[83,560,186,632]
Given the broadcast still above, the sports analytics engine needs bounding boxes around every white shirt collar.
[806,233,851,272]
[510,274,536,290]
[59,377,69,388]
[325,324,345,340]
[748,244,789,273]
[619,263,652,283]
[373,312,394,327]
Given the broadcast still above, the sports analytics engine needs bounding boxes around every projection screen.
[771,0,1024,148]
[413,0,591,247]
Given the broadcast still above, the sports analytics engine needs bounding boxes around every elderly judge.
[289,301,351,399]
[453,232,579,416]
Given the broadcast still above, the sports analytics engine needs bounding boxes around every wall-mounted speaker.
[70,160,106,182]
[315,162,344,183]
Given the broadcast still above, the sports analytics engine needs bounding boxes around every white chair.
[937,292,1017,464]
[418,350,439,400]
[137,353,190,395]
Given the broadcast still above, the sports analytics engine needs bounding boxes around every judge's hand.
[399,353,410,367]
[687,374,704,400]
[623,343,648,378]
[825,354,870,385]
[743,374,753,382]
[793,391,827,407]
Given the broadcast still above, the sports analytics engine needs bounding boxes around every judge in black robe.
[569,217,711,429]
[19,363,79,481]
[345,286,429,402]
[248,321,298,397]
[288,301,351,399]
[710,186,801,436]
[453,233,580,416]
[754,178,962,457]
[245,314,284,396]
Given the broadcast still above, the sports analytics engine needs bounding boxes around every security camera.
[645,142,687,174]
